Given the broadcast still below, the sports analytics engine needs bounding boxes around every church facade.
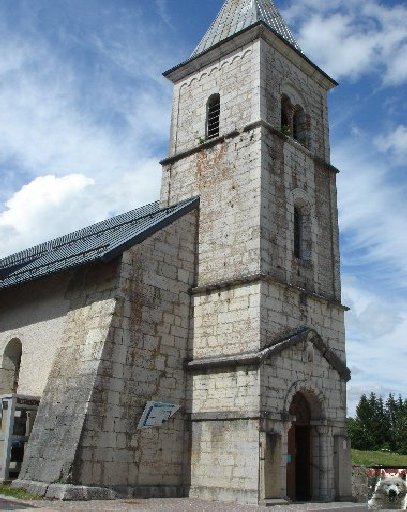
[0,0,352,505]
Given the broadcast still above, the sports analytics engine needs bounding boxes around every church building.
[0,0,352,505]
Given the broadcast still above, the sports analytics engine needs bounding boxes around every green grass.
[0,483,43,501]
[352,449,407,466]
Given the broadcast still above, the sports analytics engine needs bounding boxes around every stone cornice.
[189,411,346,427]
[190,411,265,422]
[159,129,240,166]
[163,23,337,90]
[160,120,339,174]
[191,272,349,311]
[190,411,298,422]
[186,327,351,382]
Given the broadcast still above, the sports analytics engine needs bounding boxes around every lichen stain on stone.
[195,142,228,189]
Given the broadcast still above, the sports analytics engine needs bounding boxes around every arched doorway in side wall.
[2,338,22,393]
[286,392,312,501]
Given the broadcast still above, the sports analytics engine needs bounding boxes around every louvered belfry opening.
[206,94,220,139]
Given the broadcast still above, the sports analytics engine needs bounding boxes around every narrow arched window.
[294,207,302,259]
[206,94,220,139]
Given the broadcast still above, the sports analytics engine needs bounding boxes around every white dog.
[368,475,407,509]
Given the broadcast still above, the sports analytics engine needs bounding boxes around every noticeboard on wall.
[137,401,179,429]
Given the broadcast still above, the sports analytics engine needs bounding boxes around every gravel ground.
[0,497,368,512]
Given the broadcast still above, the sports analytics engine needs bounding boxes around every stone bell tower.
[161,0,352,505]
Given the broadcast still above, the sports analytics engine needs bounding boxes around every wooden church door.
[286,392,312,501]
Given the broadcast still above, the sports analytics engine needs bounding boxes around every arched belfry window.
[281,94,292,136]
[293,107,308,147]
[206,93,220,139]
[281,93,310,149]
[3,339,22,393]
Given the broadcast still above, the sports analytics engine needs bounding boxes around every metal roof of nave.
[0,197,199,290]
[191,0,301,58]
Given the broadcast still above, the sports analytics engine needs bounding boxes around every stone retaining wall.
[352,465,368,503]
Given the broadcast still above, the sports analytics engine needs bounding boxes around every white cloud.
[0,6,170,257]
[375,125,407,157]
[343,276,402,339]
[154,0,173,28]
[283,0,407,83]
[297,14,380,79]
[0,175,94,255]
[335,139,407,288]
[335,129,407,414]
[0,157,161,258]
[0,32,171,178]
[383,43,407,86]
[343,275,407,416]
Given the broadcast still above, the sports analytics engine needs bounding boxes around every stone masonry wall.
[161,128,262,287]
[189,419,260,505]
[161,40,263,290]
[260,282,346,359]
[72,211,197,491]
[0,272,72,396]
[259,37,341,302]
[19,211,197,490]
[352,465,369,503]
[193,283,261,358]
[260,116,340,303]
[191,366,260,414]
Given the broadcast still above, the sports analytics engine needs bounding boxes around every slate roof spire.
[191,0,301,58]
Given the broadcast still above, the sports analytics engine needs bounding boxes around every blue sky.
[0,0,406,416]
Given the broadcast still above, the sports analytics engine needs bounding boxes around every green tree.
[369,394,388,450]
[391,396,407,454]
[349,393,407,454]
[386,394,400,451]
[351,394,375,450]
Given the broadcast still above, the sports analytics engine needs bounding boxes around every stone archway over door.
[286,392,312,501]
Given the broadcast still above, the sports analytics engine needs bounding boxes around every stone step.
[259,499,291,506]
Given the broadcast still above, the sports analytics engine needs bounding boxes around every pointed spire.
[191,0,301,58]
